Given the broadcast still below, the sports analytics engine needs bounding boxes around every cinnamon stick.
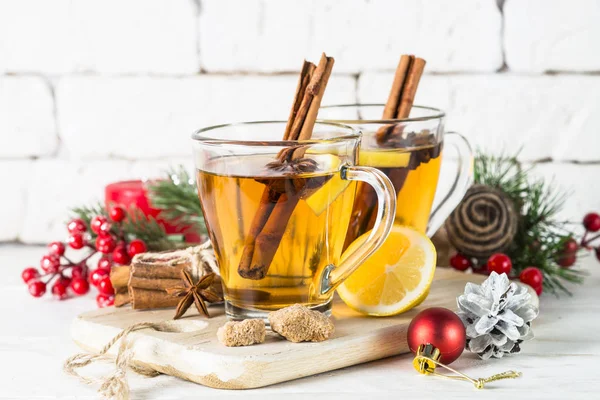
[396,57,426,118]
[376,55,426,144]
[382,55,413,119]
[238,53,335,280]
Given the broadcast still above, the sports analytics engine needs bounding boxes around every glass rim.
[319,103,446,124]
[191,120,360,145]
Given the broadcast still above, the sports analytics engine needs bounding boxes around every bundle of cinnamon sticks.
[110,245,222,309]
[237,53,335,280]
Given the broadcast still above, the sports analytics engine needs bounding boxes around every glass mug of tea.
[318,104,473,247]
[192,121,396,319]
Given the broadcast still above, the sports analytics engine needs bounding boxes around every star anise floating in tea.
[266,156,318,175]
[167,270,223,319]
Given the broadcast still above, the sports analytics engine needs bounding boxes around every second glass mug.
[318,104,473,246]
[192,121,396,320]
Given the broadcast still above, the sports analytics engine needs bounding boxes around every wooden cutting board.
[71,268,487,389]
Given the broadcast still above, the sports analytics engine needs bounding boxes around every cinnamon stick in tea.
[376,55,426,144]
[238,53,335,280]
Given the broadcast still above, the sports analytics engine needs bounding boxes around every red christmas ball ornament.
[109,206,126,223]
[486,253,512,275]
[407,307,466,365]
[127,239,147,258]
[48,241,66,256]
[583,212,600,232]
[21,267,39,283]
[450,254,471,271]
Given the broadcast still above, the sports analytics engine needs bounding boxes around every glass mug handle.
[320,165,396,296]
[426,132,474,237]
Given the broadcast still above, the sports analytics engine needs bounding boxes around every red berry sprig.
[579,212,600,262]
[21,205,147,308]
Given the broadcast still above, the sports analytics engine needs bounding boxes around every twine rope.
[64,322,164,399]
[64,242,219,399]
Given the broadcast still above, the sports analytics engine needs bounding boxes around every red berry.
[91,216,108,235]
[557,253,576,268]
[97,276,115,296]
[40,254,60,274]
[96,294,115,308]
[97,257,112,271]
[519,267,543,289]
[95,234,116,254]
[90,268,110,287]
[56,275,71,288]
[486,253,512,275]
[51,281,68,300]
[562,237,579,254]
[583,212,600,232]
[450,253,471,271]
[28,280,47,297]
[67,233,86,250]
[532,284,543,296]
[67,218,87,234]
[112,244,130,265]
[48,241,66,256]
[99,221,112,235]
[127,239,147,258]
[109,206,126,223]
[70,278,90,296]
[71,264,85,279]
[21,267,39,283]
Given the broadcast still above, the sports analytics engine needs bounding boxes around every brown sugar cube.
[268,304,335,343]
[217,319,266,347]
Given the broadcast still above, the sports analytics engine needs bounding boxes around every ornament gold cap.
[413,343,441,374]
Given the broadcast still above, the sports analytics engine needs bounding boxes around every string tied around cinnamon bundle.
[64,322,165,400]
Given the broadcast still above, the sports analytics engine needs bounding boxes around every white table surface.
[1,243,598,399]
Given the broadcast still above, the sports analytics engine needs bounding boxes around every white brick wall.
[0,0,598,243]
[0,0,198,74]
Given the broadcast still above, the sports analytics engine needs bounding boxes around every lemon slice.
[305,174,350,216]
[359,150,411,168]
[337,225,436,316]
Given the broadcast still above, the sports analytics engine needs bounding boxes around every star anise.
[166,270,222,320]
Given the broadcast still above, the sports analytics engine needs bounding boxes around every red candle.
[105,180,200,242]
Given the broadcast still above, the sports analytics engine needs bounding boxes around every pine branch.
[147,166,207,236]
[474,152,586,296]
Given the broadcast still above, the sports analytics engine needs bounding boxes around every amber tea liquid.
[345,137,442,248]
[197,155,356,313]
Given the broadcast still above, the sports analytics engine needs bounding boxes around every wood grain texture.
[71,268,488,390]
